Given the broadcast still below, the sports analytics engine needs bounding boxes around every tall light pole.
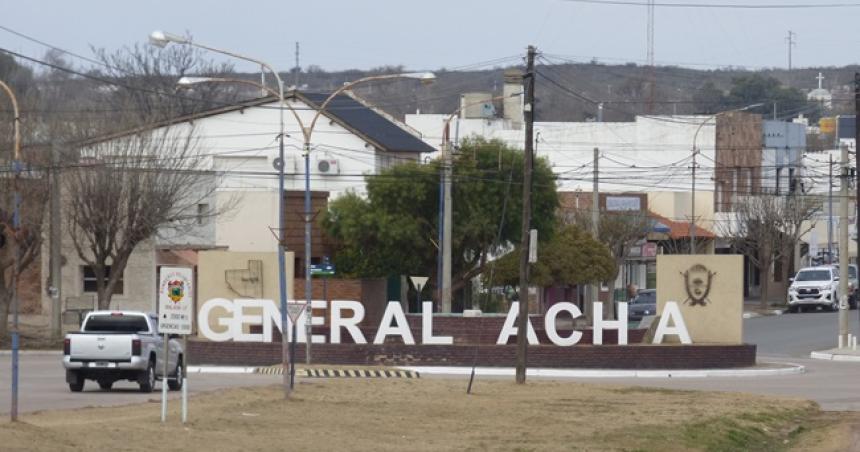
[1,79,21,421]
[169,48,433,363]
[298,72,433,360]
[149,30,292,398]
[438,94,519,313]
[690,103,763,254]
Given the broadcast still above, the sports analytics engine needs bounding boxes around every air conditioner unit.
[316,158,340,174]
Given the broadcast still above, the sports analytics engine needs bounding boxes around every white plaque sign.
[158,266,194,335]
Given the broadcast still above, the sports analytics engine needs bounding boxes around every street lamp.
[437,93,519,312]
[150,30,292,398]
[690,103,763,254]
[0,79,21,421]
[178,70,434,362]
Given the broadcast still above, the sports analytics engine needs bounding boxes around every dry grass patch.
[0,378,854,451]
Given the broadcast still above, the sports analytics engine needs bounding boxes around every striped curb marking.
[253,366,420,378]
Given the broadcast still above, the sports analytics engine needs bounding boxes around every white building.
[45,92,433,316]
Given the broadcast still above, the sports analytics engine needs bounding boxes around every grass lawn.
[0,378,857,451]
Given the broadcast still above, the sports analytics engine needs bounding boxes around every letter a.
[653,301,692,344]
[496,302,539,345]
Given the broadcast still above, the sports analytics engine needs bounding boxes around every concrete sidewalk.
[189,362,806,379]
[810,347,860,362]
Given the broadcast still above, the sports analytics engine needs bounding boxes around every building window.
[197,203,209,225]
[82,265,124,294]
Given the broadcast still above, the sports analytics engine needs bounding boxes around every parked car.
[821,264,858,309]
[787,267,841,313]
[62,311,184,393]
[627,289,657,321]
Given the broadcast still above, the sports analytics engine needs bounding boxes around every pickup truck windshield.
[83,315,149,333]
[795,270,832,282]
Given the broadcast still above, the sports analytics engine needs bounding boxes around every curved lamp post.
[690,102,763,254]
[436,94,519,312]
[150,31,293,397]
[177,71,435,364]
[0,79,21,421]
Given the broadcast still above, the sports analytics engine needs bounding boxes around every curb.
[398,362,804,378]
[261,367,419,379]
[742,309,785,319]
[187,365,420,378]
[810,351,860,362]
[0,350,62,356]
[187,362,803,379]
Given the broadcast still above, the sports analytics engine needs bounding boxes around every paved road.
[745,308,860,357]
[1,311,858,415]
[559,311,860,411]
[0,354,280,415]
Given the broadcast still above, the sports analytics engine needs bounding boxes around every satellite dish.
[272,157,284,171]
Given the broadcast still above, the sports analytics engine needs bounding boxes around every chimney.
[503,69,524,129]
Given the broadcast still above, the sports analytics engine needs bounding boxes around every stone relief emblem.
[682,264,716,307]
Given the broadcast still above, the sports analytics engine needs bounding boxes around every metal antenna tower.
[646,0,656,113]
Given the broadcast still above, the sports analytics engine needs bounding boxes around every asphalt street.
[0,354,280,415]
[560,310,860,411]
[745,308,860,358]
[0,310,858,415]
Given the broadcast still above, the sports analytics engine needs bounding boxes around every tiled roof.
[649,211,716,239]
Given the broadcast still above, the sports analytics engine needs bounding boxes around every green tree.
[692,81,725,114]
[321,138,558,306]
[489,224,614,288]
[725,75,808,117]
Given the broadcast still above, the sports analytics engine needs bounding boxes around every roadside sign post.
[157,266,194,423]
[409,276,429,312]
[286,302,307,390]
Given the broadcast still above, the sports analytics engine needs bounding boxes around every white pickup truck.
[62,311,184,393]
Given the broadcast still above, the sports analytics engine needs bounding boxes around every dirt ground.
[0,377,857,451]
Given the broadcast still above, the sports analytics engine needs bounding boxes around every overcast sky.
[4,0,860,76]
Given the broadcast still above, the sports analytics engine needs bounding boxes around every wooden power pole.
[516,45,536,384]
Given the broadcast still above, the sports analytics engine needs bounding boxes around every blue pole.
[276,130,289,397]
[304,143,312,363]
[11,162,21,421]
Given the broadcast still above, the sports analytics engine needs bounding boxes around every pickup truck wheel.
[69,380,84,392]
[98,380,113,391]
[830,301,839,312]
[139,359,156,393]
[168,358,183,391]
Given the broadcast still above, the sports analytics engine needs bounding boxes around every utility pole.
[441,121,453,313]
[294,42,300,89]
[829,153,834,264]
[854,72,859,326]
[839,143,849,348]
[587,101,603,321]
[690,150,697,254]
[49,142,62,339]
[515,45,536,385]
[786,31,796,72]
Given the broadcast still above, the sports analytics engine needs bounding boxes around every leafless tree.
[0,58,49,341]
[91,39,237,125]
[569,209,651,319]
[720,195,819,310]
[65,108,217,309]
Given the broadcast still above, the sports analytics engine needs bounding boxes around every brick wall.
[188,340,757,369]
[253,314,646,345]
